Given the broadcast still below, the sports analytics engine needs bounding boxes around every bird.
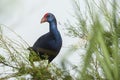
[31,13,62,63]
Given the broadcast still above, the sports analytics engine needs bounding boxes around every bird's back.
[32,32,62,62]
[33,32,61,51]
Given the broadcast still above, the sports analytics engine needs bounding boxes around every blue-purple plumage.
[32,13,62,62]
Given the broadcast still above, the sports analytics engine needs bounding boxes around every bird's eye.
[47,15,50,18]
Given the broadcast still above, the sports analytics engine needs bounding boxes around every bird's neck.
[49,21,57,31]
[49,21,61,40]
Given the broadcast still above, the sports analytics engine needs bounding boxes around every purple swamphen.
[31,13,62,63]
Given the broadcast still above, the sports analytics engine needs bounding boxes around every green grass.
[65,0,120,80]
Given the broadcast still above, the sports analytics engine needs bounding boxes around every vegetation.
[66,0,120,80]
[0,0,120,80]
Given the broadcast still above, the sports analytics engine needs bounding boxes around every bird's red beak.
[40,17,47,23]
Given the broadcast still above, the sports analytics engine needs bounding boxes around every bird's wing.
[33,33,51,49]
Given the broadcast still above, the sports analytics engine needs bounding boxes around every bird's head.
[40,13,56,23]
